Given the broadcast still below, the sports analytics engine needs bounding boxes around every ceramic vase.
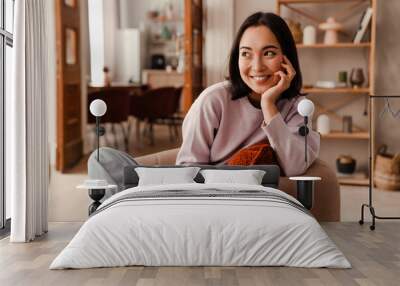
[303,25,316,45]
[350,68,365,88]
[317,114,330,135]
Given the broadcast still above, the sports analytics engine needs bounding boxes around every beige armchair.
[135,148,340,222]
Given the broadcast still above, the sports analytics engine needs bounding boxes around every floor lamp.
[83,99,110,215]
[289,98,321,210]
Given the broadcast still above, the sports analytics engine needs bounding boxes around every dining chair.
[129,86,183,145]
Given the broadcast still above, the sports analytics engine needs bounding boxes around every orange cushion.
[226,141,279,166]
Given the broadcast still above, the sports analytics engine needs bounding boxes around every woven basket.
[374,147,400,191]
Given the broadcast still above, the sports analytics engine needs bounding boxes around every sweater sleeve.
[262,98,320,176]
[176,91,221,165]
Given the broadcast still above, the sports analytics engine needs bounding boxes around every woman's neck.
[248,92,261,109]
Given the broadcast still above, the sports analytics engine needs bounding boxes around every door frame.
[55,0,83,172]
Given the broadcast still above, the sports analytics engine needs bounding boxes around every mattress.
[50,183,351,269]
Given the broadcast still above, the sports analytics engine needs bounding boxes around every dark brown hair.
[228,12,303,101]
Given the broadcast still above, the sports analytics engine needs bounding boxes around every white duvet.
[50,183,351,269]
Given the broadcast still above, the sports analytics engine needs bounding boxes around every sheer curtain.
[8,0,49,242]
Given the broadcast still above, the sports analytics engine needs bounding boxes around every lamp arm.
[96,116,100,162]
[298,116,309,165]
[297,98,314,169]
[304,116,308,165]
[93,116,106,162]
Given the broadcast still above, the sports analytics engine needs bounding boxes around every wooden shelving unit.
[279,0,365,4]
[302,87,370,94]
[337,172,369,186]
[338,176,369,186]
[321,131,369,140]
[322,131,370,140]
[297,43,371,49]
[277,0,376,186]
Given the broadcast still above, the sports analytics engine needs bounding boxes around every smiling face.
[238,25,283,96]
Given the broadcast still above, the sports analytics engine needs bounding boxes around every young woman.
[176,12,320,176]
[88,12,320,197]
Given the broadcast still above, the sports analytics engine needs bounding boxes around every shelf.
[338,172,369,186]
[279,0,365,4]
[337,172,369,186]
[338,177,369,186]
[148,16,184,23]
[321,131,369,140]
[278,0,376,189]
[297,43,371,49]
[142,69,183,75]
[150,39,176,45]
[302,87,370,94]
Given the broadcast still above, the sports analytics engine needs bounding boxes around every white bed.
[50,183,351,269]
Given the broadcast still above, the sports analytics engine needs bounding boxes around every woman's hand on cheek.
[260,71,287,105]
[260,55,296,105]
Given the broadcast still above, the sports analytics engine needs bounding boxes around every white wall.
[119,0,183,29]
[103,0,118,79]
[87,0,118,86]
[115,29,145,83]
[88,0,105,86]
[119,0,151,29]
[234,0,275,29]
[204,0,235,85]
[119,0,184,69]
[89,0,159,84]
[374,0,400,155]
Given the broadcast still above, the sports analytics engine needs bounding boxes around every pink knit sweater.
[176,81,320,176]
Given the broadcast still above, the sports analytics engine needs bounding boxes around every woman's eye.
[264,51,276,57]
[240,51,250,57]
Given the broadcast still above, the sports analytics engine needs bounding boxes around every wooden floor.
[1,222,400,286]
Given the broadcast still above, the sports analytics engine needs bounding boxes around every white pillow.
[200,169,266,185]
[135,167,201,186]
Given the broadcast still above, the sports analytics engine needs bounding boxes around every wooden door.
[55,0,83,171]
[183,0,203,113]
